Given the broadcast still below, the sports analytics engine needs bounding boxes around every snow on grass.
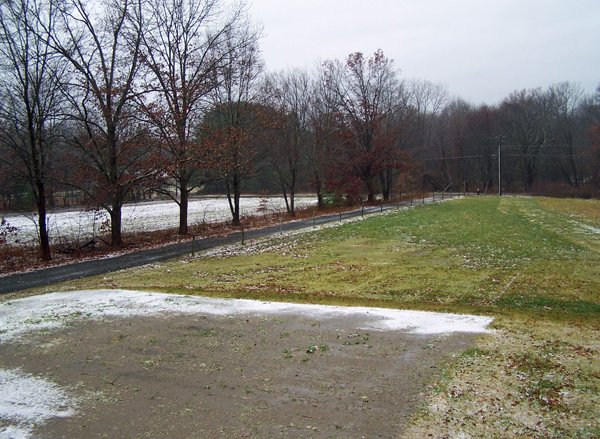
[4,196,317,246]
[571,220,600,236]
[0,290,493,343]
[198,212,368,259]
[0,368,76,439]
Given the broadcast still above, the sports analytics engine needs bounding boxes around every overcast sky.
[247,0,600,106]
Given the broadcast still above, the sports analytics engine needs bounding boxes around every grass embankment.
[24,196,600,438]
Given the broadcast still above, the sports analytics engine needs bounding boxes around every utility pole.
[497,137,502,196]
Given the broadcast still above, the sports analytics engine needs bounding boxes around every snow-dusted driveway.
[0,290,492,438]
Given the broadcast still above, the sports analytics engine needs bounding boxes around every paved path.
[0,196,449,294]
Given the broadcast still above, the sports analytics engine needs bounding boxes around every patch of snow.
[0,289,492,435]
[0,290,493,344]
[0,368,76,439]
[0,426,30,439]
[572,221,600,235]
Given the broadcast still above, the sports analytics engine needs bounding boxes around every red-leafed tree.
[201,101,269,225]
[324,50,405,201]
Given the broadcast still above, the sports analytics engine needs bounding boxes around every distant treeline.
[1,0,599,260]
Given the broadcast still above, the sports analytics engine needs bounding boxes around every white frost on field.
[0,368,76,439]
[0,290,493,344]
[3,196,317,246]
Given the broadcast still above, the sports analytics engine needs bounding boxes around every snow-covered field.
[3,196,317,246]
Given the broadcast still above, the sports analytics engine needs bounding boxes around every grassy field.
[23,196,600,438]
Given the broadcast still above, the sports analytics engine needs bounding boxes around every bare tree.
[405,79,447,156]
[46,0,149,247]
[435,99,473,190]
[591,87,600,186]
[306,65,341,208]
[466,105,500,193]
[547,82,589,187]
[138,0,249,235]
[499,88,550,192]
[379,86,411,200]
[0,0,67,260]
[264,69,312,215]
[205,18,262,225]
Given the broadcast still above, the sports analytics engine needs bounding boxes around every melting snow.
[0,290,493,343]
[574,221,600,235]
[0,369,76,439]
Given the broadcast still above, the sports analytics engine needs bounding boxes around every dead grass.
[538,197,600,227]
[403,318,600,438]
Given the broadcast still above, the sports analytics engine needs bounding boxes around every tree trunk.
[380,171,392,201]
[178,175,189,235]
[314,172,324,210]
[568,155,580,187]
[227,173,241,226]
[365,177,375,202]
[233,172,241,226]
[290,185,295,216]
[107,122,123,247]
[289,170,296,216]
[281,185,290,214]
[36,180,51,261]
[317,191,324,210]
[525,159,536,193]
[110,192,123,247]
[32,136,51,260]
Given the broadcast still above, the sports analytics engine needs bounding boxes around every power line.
[504,154,592,159]
[419,153,592,161]
[420,155,487,161]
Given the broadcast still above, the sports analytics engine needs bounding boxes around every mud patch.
[0,291,492,437]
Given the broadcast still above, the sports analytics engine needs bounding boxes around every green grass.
[62,196,599,322]
[17,195,600,438]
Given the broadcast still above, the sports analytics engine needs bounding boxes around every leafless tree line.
[417,82,599,195]
[0,0,262,257]
[1,0,599,261]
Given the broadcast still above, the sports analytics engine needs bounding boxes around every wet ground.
[0,302,479,438]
